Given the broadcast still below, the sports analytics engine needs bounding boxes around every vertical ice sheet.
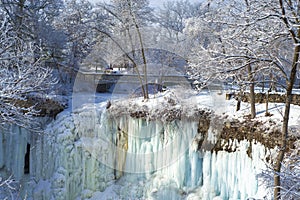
[0,131,4,168]
[0,125,29,181]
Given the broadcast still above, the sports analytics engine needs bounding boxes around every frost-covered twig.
[0,175,19,200]
[260,154,300,199]
[0,175,16,190]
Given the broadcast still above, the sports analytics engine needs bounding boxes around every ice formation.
[0,102,273,199]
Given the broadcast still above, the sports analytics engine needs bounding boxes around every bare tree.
[94,0,154,99]
[273,1,300,198]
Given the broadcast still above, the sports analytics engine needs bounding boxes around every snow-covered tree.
[0,8,55,130]
[54,0,96,72]
[186,0,299,198]
[157,0,201,43]
[271,1,300,199]
[0,0,65,55]
[185,0,289,118]
[261,151,300,199]
[152,0,201,68]
[94,0,154,99]
[0,0,67,87]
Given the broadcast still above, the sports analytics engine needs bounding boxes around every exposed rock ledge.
[14,95,66,118]
[107,95,299,159]
[236,92,300,106]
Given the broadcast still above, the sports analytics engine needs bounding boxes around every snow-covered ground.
[87,88,300,128]
[71,86,300,143]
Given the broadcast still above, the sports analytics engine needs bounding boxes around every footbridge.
[76,70,193,93]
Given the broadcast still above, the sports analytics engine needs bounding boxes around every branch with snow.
[261,153,300,199]
[0,10,56,130]
[185,0,294,92]
[0,175,19,200]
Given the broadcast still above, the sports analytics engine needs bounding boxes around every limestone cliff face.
[1,103,296,200]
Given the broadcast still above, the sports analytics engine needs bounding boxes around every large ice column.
[155,120,201,189]
[113,116,202,189]
[187,140,269,200]
[189,150,203,188]
[35,107,116,200]
[0,125,30,180]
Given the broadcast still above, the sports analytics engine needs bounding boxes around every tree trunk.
[262,75,265,92]
[247,64,256,118]
[133,18,148,99]
[273,81,294,200]
[273,32,300,200]
[236,86,243,111]
[125,28,148,99]
[236,99,241,111]
[265,89,270,116]
[128,1,148,99]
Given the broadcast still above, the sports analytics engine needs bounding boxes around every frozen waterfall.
[0,103,272,199]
